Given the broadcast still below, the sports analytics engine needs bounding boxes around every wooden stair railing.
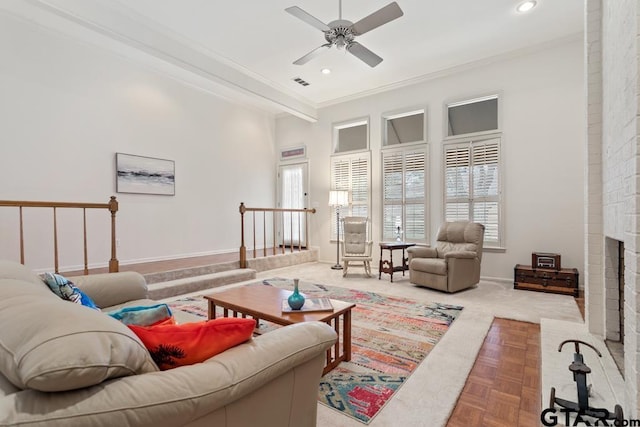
[239,202,316,268]
[0,196,119,274]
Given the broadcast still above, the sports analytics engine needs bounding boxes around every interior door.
[278,162,309,247]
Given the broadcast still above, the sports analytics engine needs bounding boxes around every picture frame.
[115,153,175,196]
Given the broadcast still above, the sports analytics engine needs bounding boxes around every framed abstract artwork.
[116,153,175,195]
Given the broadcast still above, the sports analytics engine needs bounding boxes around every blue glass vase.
[288,279,305,310]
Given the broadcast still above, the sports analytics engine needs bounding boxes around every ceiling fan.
[285,1,403,68]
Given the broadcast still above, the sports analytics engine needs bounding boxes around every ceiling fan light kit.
[285,1,403,68]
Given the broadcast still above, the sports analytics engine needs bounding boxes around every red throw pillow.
[128,318,256,370]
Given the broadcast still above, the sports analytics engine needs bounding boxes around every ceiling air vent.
[293,77,310,87]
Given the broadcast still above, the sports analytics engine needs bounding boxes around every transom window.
[447,95,498,136]
[383,109,426,146]
[333,118,369,154]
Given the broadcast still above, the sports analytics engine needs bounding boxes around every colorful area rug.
[168,278,463,424]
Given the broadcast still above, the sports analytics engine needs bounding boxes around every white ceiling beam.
[4,0,318,122]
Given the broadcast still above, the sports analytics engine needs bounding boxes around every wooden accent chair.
[407,221,485,292]
[341,217,373,277]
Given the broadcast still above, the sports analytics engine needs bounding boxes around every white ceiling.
[5,0,584,119]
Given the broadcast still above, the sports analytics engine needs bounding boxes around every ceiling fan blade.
[285,6,330,32]
[351,2,403,35]
[347,42,383,67]
[293,43,332,65]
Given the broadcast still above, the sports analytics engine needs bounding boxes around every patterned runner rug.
[168,278,463,424]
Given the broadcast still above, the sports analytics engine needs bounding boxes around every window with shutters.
[382,146,427,242]
[330,152,371,240]
[444,136,502,248]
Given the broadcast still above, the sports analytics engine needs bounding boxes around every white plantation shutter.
[444,145,470,221]
[404,151,426,241]
[472,140,500,244]
[383,152,403,239]
[382,147,426,242]
[444,136,502,247]
[351,157,369,218]
[330,152,371,240]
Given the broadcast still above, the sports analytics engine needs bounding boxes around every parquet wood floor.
[446,318,542,427]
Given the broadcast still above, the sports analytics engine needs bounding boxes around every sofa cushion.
[70,271,148,309]
[42,272,100,309]
[0,278,158,392]
[129,318,256,370]
[0,260,47,287]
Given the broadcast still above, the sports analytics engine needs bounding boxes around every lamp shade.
[328,190,349,206]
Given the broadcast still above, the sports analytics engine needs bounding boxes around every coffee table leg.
[343,310,351,362]
[208,301,216,319]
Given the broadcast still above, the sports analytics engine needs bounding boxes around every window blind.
[382,147,426,242]
[444,137,501,246]
[330,152,370,240]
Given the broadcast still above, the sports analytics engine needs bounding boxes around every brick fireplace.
[585,0,640,416]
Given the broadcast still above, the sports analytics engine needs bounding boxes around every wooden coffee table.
[203,284,355,375]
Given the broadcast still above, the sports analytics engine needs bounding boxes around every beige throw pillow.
[0,278,158,392]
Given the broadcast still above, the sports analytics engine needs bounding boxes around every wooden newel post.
[239,202,247,268]
[108,196,119,272]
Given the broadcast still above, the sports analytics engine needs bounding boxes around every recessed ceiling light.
[516,1,537,13]
[321,68,331,75]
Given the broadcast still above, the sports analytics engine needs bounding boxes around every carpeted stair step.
[144,261,240,284]
[147,268,256,300]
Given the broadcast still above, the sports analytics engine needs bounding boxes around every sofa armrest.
[443,250,477,260]
[69,271,148,308]
[0,322,337,427]
[408,246,437,261]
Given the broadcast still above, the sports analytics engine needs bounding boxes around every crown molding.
[316,32,583,109]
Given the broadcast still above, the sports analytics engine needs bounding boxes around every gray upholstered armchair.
[341,216,373,277]
[407,221,485,293]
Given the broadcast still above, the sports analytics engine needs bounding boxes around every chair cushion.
[0,278,158,392]
[129,318,256,370]
[343,218,368,254]
[410,258,448,275]
[437,241,478,256]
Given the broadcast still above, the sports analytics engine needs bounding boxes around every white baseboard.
[480,275,513,284]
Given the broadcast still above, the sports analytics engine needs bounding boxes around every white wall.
[276,39,585,281]
[0,13,277,271]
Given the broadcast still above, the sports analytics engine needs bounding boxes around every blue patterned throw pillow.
[42,272,100,310]
[108,304,174,326]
